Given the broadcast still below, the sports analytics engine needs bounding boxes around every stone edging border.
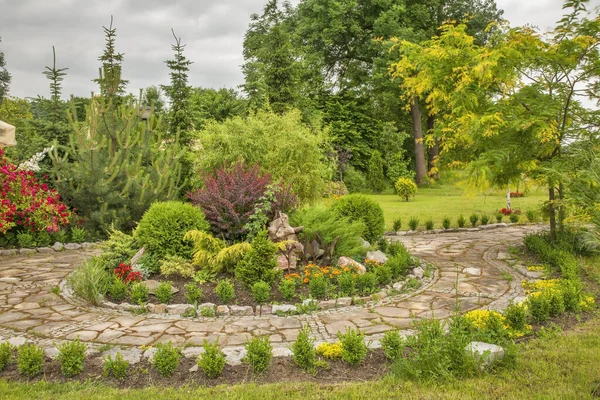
[386,222,547,237]
[0,242,98,256]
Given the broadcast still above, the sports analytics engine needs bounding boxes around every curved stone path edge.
[0,225,545,364]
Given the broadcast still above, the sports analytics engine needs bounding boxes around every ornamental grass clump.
[442,217,451,230]
[197,340,226,378]
[469,213,479,227]
[408,216,419,231]
[338,328,367,366]
[425,218,434,231]
[243,336,272,374]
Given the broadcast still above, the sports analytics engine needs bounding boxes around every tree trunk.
[558,182,566,233]
[426,114,439,180]
[411,96,427,185]
[548,186,557,241]
[506,187,511,211]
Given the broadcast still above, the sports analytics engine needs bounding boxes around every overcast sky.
[1,0,599,100]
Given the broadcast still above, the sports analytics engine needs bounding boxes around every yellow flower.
[316,342,343,359]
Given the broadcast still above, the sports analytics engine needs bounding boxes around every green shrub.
[337,272,356,296]
[16,233,35,248]
[386,253,411,279]
[197,340,226,378]
[356,272,378,295]
[135,252,161,275]
[504,302,527,331]
[291,205,366,259]
[526,209,537,223]
[152,341,182,377]
[160,255,196,278]
[291,327,324,374]
[527,291,551,323]
[480,215,490,225]
[108,276,127,302]
[344,166,368,193]
[469,214,479,227]
[57,340,86,377]
[0,342,12,371]
[395,177,417,202]
[333,195,385,243]
[381,330,404,361]
[548,290,565,316]
[374,265,393,285]
[442,217,451,230]
[561,280,581,312]
[408,216,419,231]
[243,336,272,374]
[338,328,367,366]
[509,213,520,223]
[368,150,386,193]
[425,219,434,231]
[199,306,216,317]
[184,282,203,304]
[378,237,388,253]
[17,344,45,377]
[96,229,138,271]
[215,279,235,303]
[70,227,87,243]
[35,231,52,247]
[155,281,174,304]
[309,274,329,299]
[457,215,466,228]
[53,230,69,244]
[278,279,296,301]
[393,218,402,232]
[134,201,209,260]
[103,352,129,379]
[251,281,271,304]
[130,282,149,305]
[496,214,503,223]
[235,230,279,287]
[68,258,110,305]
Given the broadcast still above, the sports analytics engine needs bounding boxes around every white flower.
[17,146,55,172]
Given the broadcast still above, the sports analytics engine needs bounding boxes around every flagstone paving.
[0,225,544,356]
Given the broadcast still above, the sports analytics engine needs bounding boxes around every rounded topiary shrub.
[333,194,385,243]
[134,201,209,259]
[395,177,417,202]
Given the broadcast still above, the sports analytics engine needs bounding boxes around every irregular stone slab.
[366,250,388,264]
[412,267,425,279]
[37,247,54,254]
[183,347,205,359]
[64,243,82,251]
[273,347,293,357]
[19,248,37,255]
[147,303,167,314]
[464,267,482,277]
[102,347,143,365]
[66,330,99,341]
[373,306,412,319]
[0,249,18,256]
[325,320,356,336]
[269,317,302,330]
[337,297,352,307]
[6,337,27,347]
[466,341,505,367]
[51,242,64,251]
[318,300,336,310]
[216,305,230,316]
[229,305,254,316]
[143,347,157,361]
[223,346,247,366]
[338,256,366,274]
[0,277,21,283]
[166,304,194,315]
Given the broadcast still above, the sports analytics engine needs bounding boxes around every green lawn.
[2,315,600,399]
[366,186,548,230]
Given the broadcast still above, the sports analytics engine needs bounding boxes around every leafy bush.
[368,150,386,193]
[337,272,356,296]
[343,166,367,193]
[95,229,138,271]
[235,230,279,286]
[356,272,378,295]
[393,218,402,231]
[16,233,35,248]
[504,302,527,331]
[338,328,367,366]
[481,215,490,225]
[333,195,385,243]
[278,279,296,301]
[160,255,196,278]
[103,352,129,379]
[70,227,86,243]
[184,282,203,304]
[395,177,417,202]
[35,231,52,247]
[381,330,404,361]
[510,214,520,223]
[386,253,411,279]
[291,205,366,259]
[496,213,503,223]
[57,340,86,377]
[0,342,12,371]
[0,149,71,235]
[457,214,466,228]
[374,265,393,285]
[215,279,235,303]
[17,344,45,377]
[108,276,127,302]
[185,230,252,274]
[155,281,174,304]
[469,214,479,227]
[199,306,216,317]
[291,327,325,374]
[251,281,271,304]
[134,201,209,260]
[197,340,226,378]
[424,219,434,231]
[442,217,451,230]
[243,336,272,374]
[187,162,272,242]
[130,282,149,305]
[68,258,110,305]
[309,274,329,299]
[408,216,419,231]
[527,291,551,323]
[194,109,333,203]
[134,252,161,275]
[526,209,537,223]
[152,341,182,377]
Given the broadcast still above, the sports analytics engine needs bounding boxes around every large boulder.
[366,250,388,264]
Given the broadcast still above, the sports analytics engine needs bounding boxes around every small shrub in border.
[442,217,451,230]
[0,342,12,371]
[184,282,203,304]
[108,276,127,302]
[315,342,343,359]
[469,213,479,227]
[243,336,272,374]
[152,341,182,377]
[215,279,235,303]
[103,352,129,379]
[408,216,419,231]
[155,281,174,304]
[278,279,296,301]
[509,213,520,223]
[338,328,367,366]
[291,327,326,374]
[57,340,86,377]
[130,281,149,305]
[393,218,402,231]
[457,215,466,228]
[381,330,404,361]
[17,344,45,377]
[251,281,271,304]
[309,274,329,299]
[197,339,226,378]
[424,218,434,231]
[356,272,378,295]
[504,302,527,331]
[496,213,503,223]
[527,291,551,323]
[337,271,356,296]
[480,215,490,225]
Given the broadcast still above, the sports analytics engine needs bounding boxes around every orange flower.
[303,278,309,283]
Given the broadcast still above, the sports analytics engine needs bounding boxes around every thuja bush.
[134,201,209,259]
[152,341,182,377]
[197,340,226,378]
[338,328,367,366]
[187,162,272,242]
[235,230,280,286]
[333,194,385,243]
[0,149,71,235]
[292,327,326,374]
[243,336,272,374]
[56,340,86,377]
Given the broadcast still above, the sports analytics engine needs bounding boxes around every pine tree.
[368,150,386,193]
[162,29,193,144]
[0,36,11,103]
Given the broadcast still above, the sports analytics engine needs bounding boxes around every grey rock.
[216,305,230,316]
[116,302,134,311]
[368,340,382,350]
[318,300,337,310]
[229,305,254,316]
[366,250,388,264]
[19,248,36,255]
[183,347,205,359]
[147,303,167,314]
[189,364,199,372]
[64,243,82,250]
[36,247,54,253]
[45,347,60,359]
[80,242,95,249]
[463,267,482,277]
[466,342,505,367]
[337,297,352,307]
[360,238,371,248]
[0,277,20,283]
[392,281,404,291]
[7,337,27,347]
[259,305,272,315]
[406,274,416,280]
[0,249,17,256]
[272,347,293,357]
[102,301,119,310]
[51,242,64,251]
[143,347,158,361]
[302,299,317,307]
[526,271,544,279]
[223,347,247,366]
[143,280,179,295]
[102,348,143,365]
[166,304,194,315]
[272,304,297,314]
[338,256,366,274]
[130,247,146,266]
[412,267,425,280]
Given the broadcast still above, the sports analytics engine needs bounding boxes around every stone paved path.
[0,225,543,355]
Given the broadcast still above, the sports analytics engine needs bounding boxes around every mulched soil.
[0,349,390,389]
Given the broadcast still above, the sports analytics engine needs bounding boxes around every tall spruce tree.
[368,150,386,193]
[162,29,193,144]
[43,46,68,123]
[93,16,128,99]
[0,36,10,103]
